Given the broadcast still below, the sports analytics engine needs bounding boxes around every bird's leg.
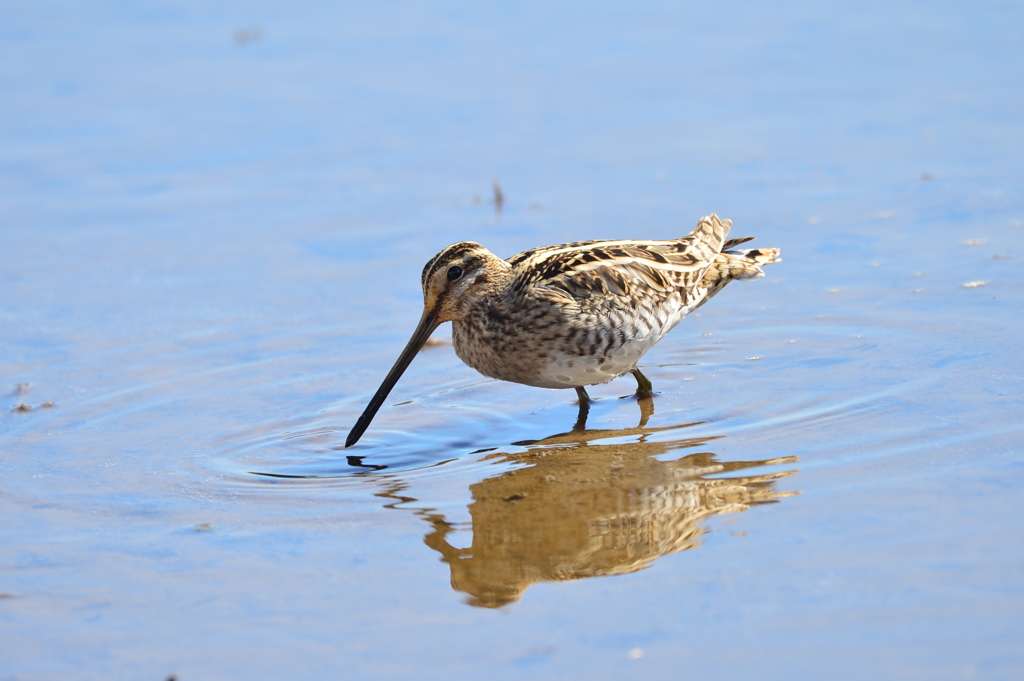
[572,386,591,432]
[630,367,653,397]
[573,396,590,432]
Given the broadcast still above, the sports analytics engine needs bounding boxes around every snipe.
[346,213,779,446]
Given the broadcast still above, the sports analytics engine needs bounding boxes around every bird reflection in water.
[375,398,799,608]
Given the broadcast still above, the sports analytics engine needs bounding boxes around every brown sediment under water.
[2,1,1023,679]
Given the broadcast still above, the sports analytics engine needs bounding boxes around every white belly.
[537,313,681,389]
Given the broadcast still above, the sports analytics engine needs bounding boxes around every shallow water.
[3,1,1024,679]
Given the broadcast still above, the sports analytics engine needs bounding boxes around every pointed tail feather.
[723,236,755,250]
[684,213,732,251]
[719,246,781,281]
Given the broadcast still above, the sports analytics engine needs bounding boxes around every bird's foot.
[630,367,654,398]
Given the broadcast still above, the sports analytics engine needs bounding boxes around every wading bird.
[346,214,778,447]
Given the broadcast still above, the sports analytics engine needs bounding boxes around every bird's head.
[420,241,506,323]
[345,241,507,447]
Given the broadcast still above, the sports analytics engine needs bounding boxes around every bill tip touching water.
[345,213,779,448]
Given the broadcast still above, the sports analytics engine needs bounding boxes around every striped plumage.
[346,214,779,447]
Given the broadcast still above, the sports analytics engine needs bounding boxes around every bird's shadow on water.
[248,399,801,607]
[364,398,801,609]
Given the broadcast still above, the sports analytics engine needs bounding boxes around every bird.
[345,213,779,447]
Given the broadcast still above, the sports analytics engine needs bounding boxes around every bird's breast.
[451,293,690,389]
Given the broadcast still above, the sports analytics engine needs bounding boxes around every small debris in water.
[14,383,29,394]
[195,523,216,532]
[869,261,883,267]
[1011,220,1023,228]
[683,377,694,381]
[788,340,798,343]
[877,210,895,219]
[702,332,714,336]
[12,400,55,411]
[828,287,842,293]
[913,271,927,277]
[962,280,987,288]
[233,26,263,46]
[627,648,645,660]
[730,531,748,537]
[805,217,820,225]
[963,239,986,246]
[492,178,504,215]
[920,172,934,180]
[747,356,761,360]
[912,288,925,293]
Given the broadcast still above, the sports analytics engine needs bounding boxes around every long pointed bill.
[345,310,441,447]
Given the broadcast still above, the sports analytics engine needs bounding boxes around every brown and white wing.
[517,213,733,312]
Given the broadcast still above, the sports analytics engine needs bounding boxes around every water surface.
[2,1,1023,679]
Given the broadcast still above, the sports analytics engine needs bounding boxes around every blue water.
[2,1,1023,679]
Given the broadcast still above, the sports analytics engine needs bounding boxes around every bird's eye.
[447,266,464,282]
